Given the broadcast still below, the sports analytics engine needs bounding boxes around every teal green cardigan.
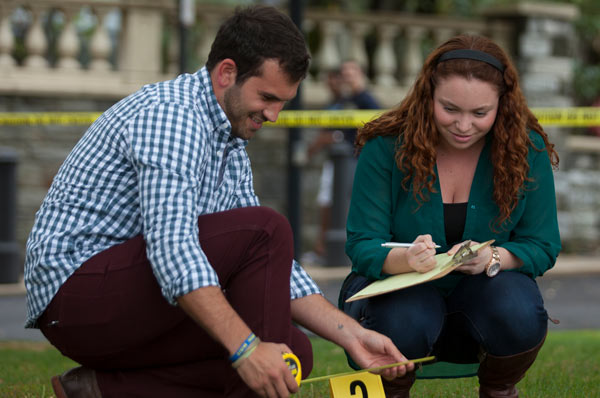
[345,132,561,293]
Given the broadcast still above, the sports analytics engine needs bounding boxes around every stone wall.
[0,97,111,257]
[555,153,600,255]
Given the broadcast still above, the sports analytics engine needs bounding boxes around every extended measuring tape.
[2,108,600,127]
[282,353,434,386]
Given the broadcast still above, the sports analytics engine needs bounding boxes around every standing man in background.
[304,61,380,263]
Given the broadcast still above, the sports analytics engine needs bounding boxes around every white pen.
[381,242,441,249]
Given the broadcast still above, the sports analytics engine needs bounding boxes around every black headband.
[437,49,505,73]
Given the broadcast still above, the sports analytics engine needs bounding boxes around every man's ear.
[214,59,237,89]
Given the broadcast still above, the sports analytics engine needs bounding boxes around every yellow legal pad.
[346,240,494,302]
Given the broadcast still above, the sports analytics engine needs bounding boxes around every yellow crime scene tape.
[0,112,104,126]
[1,108,600,127]
[283,353,435,386]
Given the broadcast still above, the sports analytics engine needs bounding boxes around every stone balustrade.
[0,0,175,99]
[301,10,512,108]
[0,1,515,107]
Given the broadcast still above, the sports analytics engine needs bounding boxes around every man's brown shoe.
[51,366,102,398]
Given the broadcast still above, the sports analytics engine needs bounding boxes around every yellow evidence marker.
[283,352,302,386]
[301,356,435,397]
[329,371,386,398]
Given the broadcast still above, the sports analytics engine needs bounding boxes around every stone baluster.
[373,23,398,86]
[317,19,342,78]
[347,21,370,71]
[89,6,113,71]
[163,6,180,75]
[57,7,80,70]
[166,23,179,75]
[120,4,162,79]
[433,27,455,47]
[196,12,221,68]
[302,17,316,83]
[487,20,513,56]
[24,6,49,68]
[400,25,426,86]
[0,3,15,68]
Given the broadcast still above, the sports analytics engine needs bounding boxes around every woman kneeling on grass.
[339,34,561,398]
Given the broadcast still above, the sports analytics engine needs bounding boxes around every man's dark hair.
[206,5,311,84]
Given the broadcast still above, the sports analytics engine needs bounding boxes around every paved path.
[1,256,598,342]
[0,295,45,341]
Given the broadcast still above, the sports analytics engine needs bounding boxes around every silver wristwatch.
[485,246,501,277]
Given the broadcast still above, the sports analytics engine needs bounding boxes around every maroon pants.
[39,206,313,397]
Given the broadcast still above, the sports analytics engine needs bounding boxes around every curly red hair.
[356,35,559,228]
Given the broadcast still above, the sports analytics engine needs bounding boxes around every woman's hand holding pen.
[406,235,438,273]
[382,234,438,275]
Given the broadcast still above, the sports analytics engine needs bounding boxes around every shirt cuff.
[290,259,322,300]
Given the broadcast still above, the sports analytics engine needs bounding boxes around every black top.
[444,202,468,246]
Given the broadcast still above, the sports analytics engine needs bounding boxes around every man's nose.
[263,102,285,122]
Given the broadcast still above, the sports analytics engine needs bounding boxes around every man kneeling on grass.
[23,5,413,398]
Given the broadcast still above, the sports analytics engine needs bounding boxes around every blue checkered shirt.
[24,67,321,328]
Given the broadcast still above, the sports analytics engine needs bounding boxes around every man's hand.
[177,288,300,397]
[291,295,415,382]
[236,341,299,398]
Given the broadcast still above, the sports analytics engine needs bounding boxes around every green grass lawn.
[1,330,599,397]
[299,330,600,397]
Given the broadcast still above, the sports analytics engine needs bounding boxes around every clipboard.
[345,240,494,302]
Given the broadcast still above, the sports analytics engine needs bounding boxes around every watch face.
[487,262,501,277]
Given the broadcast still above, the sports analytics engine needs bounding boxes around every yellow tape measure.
[282,353,434,387]
[282,352,302,385]
[302,355,435,384]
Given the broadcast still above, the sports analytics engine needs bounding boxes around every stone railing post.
[120,1,164,81]
[347,21,370,70]
[57,6,80,70]
[24,6,49,69]
[374,23,398,86]
[400,25,426,86]
[89,5,113,72]
[196,11,223,68]
[487,20,513,56]
[0,2,15,68]
[317,19,343,78]
[166,14,179,75]
[433,27,456,47]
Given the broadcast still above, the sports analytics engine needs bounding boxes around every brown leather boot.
[478,335,546,398]
[381,372,416,398]
[51,366,102,398]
